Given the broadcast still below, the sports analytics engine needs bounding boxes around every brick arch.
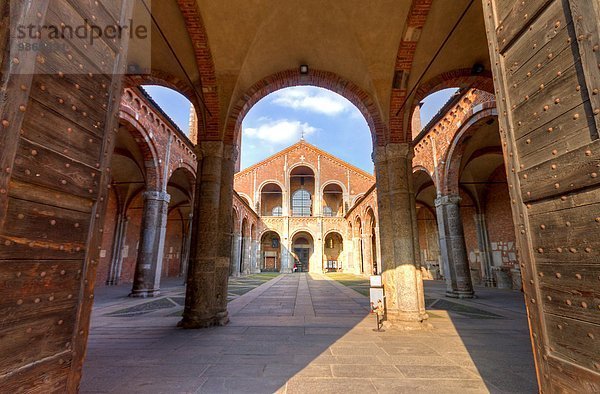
[258,180,285,194]
[290,229,316,242]
[232,207,240,233]
[412,166,436,195]
[412,165,433,178]
[442,106,498,196]
[123,69,200,115]
[168,166,196,201]
[225,68,388,146]
[364,207,377,232]
[237,193,253,207]
[176,0,220,140]
[324,229,344,242]
[171,161,197,183]
[408,69,494,142]
[118,109,161,190]
[352,193,365,206]
[388,0,435,143]
[413,69,494,105]
[260,229,282,240]
[354,215,363,237]
[241,217,250,237]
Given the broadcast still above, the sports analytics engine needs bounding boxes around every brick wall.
[96,87,197,287]
[484,166,517,268]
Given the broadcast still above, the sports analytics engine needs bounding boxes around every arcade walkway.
[81,274,537,393]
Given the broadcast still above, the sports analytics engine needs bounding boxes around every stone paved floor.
[81,274,537,393]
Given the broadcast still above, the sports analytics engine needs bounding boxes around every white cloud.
[271,87,353,116]
[243,119,317,144]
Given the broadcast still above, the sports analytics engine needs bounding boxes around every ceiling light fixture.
[299,64,309,75]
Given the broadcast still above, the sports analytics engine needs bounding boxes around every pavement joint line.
[228,274,286,316]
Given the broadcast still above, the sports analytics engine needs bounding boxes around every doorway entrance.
[292,232,314,273]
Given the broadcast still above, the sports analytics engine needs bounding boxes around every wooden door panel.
[0,0,130,391]
[485,0,600,390]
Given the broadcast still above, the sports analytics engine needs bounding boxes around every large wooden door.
[0,1,131,391]
[484,0,600,391]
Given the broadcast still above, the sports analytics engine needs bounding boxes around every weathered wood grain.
[520,139,600,202]
[496,0,555,52]
[517,102,594,167]
[504,0,570,79]
[511,64,587,139]
[538,263,600,324]
[12,138,101,200]
[0,353,72,394]
[545,313,600,372]
[507,27,576,111]
[21,100,103,166]
[568,0,600,139]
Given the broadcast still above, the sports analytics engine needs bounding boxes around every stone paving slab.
[81,273,537,393]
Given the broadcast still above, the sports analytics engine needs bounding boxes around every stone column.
[281,217,292,273]
[434,194,475,298]
[361,233,374,275]
[474,213,495,287]
[374,225,382,275]
[130,190,171,297]
[231,233,242,277]
[180,216,193,280]
[106,212,127,285]
[252,239,260,273]
[374,143,428,326]
[241,235,251,275]
[180,141,230,328]
[354,236,364,274]
[315,217,323,273]
[215,144,237,319]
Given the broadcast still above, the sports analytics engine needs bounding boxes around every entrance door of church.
[294,248,310,272]
[264,256,277,271]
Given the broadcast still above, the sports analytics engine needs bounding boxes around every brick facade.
[232,141,379,275]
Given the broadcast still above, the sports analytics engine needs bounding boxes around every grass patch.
[326,273,370,296]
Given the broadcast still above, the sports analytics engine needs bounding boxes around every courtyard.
[81,274,536,393]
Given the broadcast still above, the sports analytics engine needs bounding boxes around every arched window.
[323,206,333,217]
[272,206,283,216]
[292,190,312,216]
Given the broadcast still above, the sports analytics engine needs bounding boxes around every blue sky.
[143,86,192,133]
[142,85,457,174]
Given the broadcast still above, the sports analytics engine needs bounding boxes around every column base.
[178,311,230,329]
[384,310,432,330]
[280,269,293,274]
[129,288,160,298]
[445,290,476,299]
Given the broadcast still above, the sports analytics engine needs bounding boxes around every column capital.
[223,144,239,162]
[199,140,224,158]
[372,143,413,164]
[143,190,171,203]
[435,194,461,207]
